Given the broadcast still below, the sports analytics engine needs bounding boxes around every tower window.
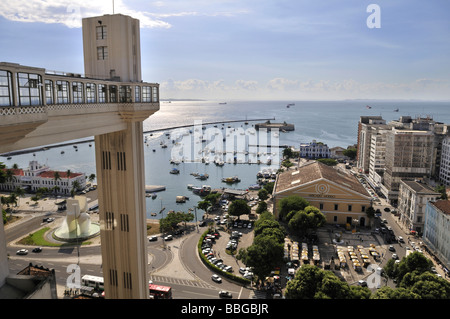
[97,46,108,60]
[96,25,107,40]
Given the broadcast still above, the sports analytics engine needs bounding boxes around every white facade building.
[439,136,450,186]
[423,200,450,272]
[299,140,330,159]
[397,180,440,234]
[0,160,86,195]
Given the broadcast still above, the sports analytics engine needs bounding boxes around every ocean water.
[2,100,450,219]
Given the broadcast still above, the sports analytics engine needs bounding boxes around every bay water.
[2,99,450,220]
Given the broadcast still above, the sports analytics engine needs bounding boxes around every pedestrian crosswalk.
[149,275,217,290]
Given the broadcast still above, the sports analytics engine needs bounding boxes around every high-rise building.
[356,116,387,174]
[382,128,435,204]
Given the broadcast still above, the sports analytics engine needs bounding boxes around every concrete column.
[95,121,148,299]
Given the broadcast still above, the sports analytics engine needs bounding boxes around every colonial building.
[423,200,450,272]
[299,140,330,159]
[0,160,86,195]
[397,180,440,235]
[273,160,372,227]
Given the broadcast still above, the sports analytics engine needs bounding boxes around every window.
[97,46,108,60]
[319,203,324,210]
[86,83,96,103]
[0,70,13,106]
[348,205,352,212]
[98,84,106,103]
[134,86,141,103]
[45,80,54,105]
[334,204,339,211]
[109,85,117,103]
[72,82,84,103]
[96,25,107,40]
[152,86,158,102]
[361,205,366,212]
[142,86,151,102]
[119,86,132,103]
[56,80,69,104]
[17,72,42,106]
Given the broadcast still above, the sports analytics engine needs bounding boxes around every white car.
[211,274,222,283]
[16,249,28,255]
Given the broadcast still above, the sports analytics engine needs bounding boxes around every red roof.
[1,168,24,176]
[38,171,82,179]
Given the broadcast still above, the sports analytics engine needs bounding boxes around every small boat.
[61,151,64,154]
[170,168,180,174]
[286,103,295,108]
[222,176,241,184]
[394,108,399,112]
[151,193,157,199]
[248,184,261,190]
[151,213,157,216]
[219,102,227,105]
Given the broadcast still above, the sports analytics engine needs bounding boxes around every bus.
[81,275,104,291]
[149,283,172,299]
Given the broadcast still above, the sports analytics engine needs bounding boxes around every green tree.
[317,158,338,166]
[435,185,448,200]
[257,188,269,201]
[278,195,310,221]
[228,199,250,220]
[255,201,267,214]
[263,182,274,195]
[288,206,326,237]
[283,147,293,159]
[343,147,357,160]
[238,235,284,284]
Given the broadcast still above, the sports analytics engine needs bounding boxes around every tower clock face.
[316,183,330,195]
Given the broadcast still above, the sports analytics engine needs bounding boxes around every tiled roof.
[401,180,440,194]
[38,171,82,179]
[275,160,369,196]
[432,200,450,215]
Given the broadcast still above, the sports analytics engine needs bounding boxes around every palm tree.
[88,173,96,184]
[13,187,25,208]
[53,172,61,197]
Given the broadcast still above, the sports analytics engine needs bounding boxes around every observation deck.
[0,62,159,153]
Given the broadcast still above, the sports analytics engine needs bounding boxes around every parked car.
[148,236,158,242]
[397,236,404,243]
[32,247,42,253]
[211,274,222,283]
[164,235,173,241]
[389,245,395,252]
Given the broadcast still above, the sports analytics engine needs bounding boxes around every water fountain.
[53,196,100,242]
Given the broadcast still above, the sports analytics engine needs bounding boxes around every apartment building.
[356,116,387,174]
[423,200,450,272]
[439,136,450,186]
[397,180,440,234]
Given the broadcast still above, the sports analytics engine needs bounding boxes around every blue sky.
[0,0,449,100]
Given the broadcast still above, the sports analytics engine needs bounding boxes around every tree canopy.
[278,195,310,221]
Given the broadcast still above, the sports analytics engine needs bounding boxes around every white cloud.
[0,0,248,29]
[159,77,450,100]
